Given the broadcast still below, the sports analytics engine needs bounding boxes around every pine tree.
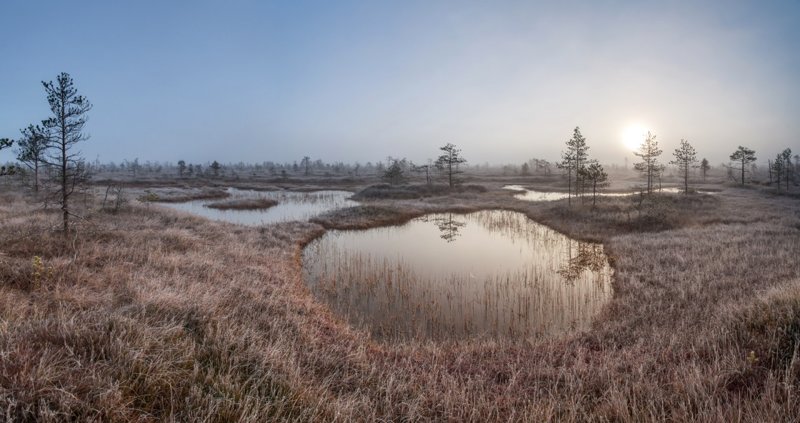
[557,127,590,205]
[729,146,757,185]
[700,158,710,182]
[579,161,608,206]
[210,160,221,177]
[16,124,50,192]
[633,131,662,194]
[670,139,698,194]
[569,127,589,197]
[435,143,467,188]
[0,138,14,176]
[780,148,792,191]
[771,153,785,190]
[557,148,576,205]
[41,72,92,234]
[382,159,406,185]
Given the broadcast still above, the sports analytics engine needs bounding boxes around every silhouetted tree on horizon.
[700,158,710,182]
[771,148,793,191]
[633,131,663,194]
[210,160,221,177]
[558,127,589,205]
[580,161,608,206]
[729,146,757,185]
[557,152,575,205]
[413,161,433,186]
[382,159,406,185]
[670,139,698,194]
[435,143,467,188]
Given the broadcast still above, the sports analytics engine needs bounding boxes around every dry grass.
[137,187,231,203]
[352,183,488,200]
[205,198,279,210]
[1,182,799,421]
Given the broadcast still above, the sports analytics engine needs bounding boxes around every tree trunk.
[567,167,572,206]
[684,164,689,194]
[574,157,580,200]
[768,160,773,184]
[741,159,745,184]
[62,140,68,233]
[448,162,453,188]
[33,160,39,193]
[61,95,69,234]
[787,159,791,191]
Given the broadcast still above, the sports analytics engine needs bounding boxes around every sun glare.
[622,124,648,151]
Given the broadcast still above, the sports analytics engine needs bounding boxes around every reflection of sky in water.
[503,185,712,202]
[159,188,357,225]
[303,210,613,341]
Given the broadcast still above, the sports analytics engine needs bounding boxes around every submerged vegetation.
[303,210,613,340]
[205,198,279,210]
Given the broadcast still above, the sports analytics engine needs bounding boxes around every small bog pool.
[302,210,613,341]
[160,188,357,225]
[504,185,713,201]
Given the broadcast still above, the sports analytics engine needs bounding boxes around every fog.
[2,1,798,166]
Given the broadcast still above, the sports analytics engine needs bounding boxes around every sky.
[1,0,799,166]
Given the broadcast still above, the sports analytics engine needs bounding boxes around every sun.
[621,124,648,151]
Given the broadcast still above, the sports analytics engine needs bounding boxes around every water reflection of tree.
[432,213,466,242]
[558,242,606,282]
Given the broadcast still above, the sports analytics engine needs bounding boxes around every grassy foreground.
[1,184,799,422]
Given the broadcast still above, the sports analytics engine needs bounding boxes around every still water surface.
[504,185,711,201]
[303,210,613,341]
[160,188,357,225]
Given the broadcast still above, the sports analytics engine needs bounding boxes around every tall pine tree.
[42,72,92,234]
[670,139,698,194]
[633,131,663,194]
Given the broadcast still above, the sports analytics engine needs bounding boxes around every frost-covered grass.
[1,181,798,421]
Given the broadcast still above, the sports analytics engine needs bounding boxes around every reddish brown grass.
[205,198,279,210]
[1,183,799,421]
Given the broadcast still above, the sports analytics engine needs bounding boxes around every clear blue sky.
[2,0,799,165]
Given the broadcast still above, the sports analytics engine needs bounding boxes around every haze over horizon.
[2,0,799,166]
